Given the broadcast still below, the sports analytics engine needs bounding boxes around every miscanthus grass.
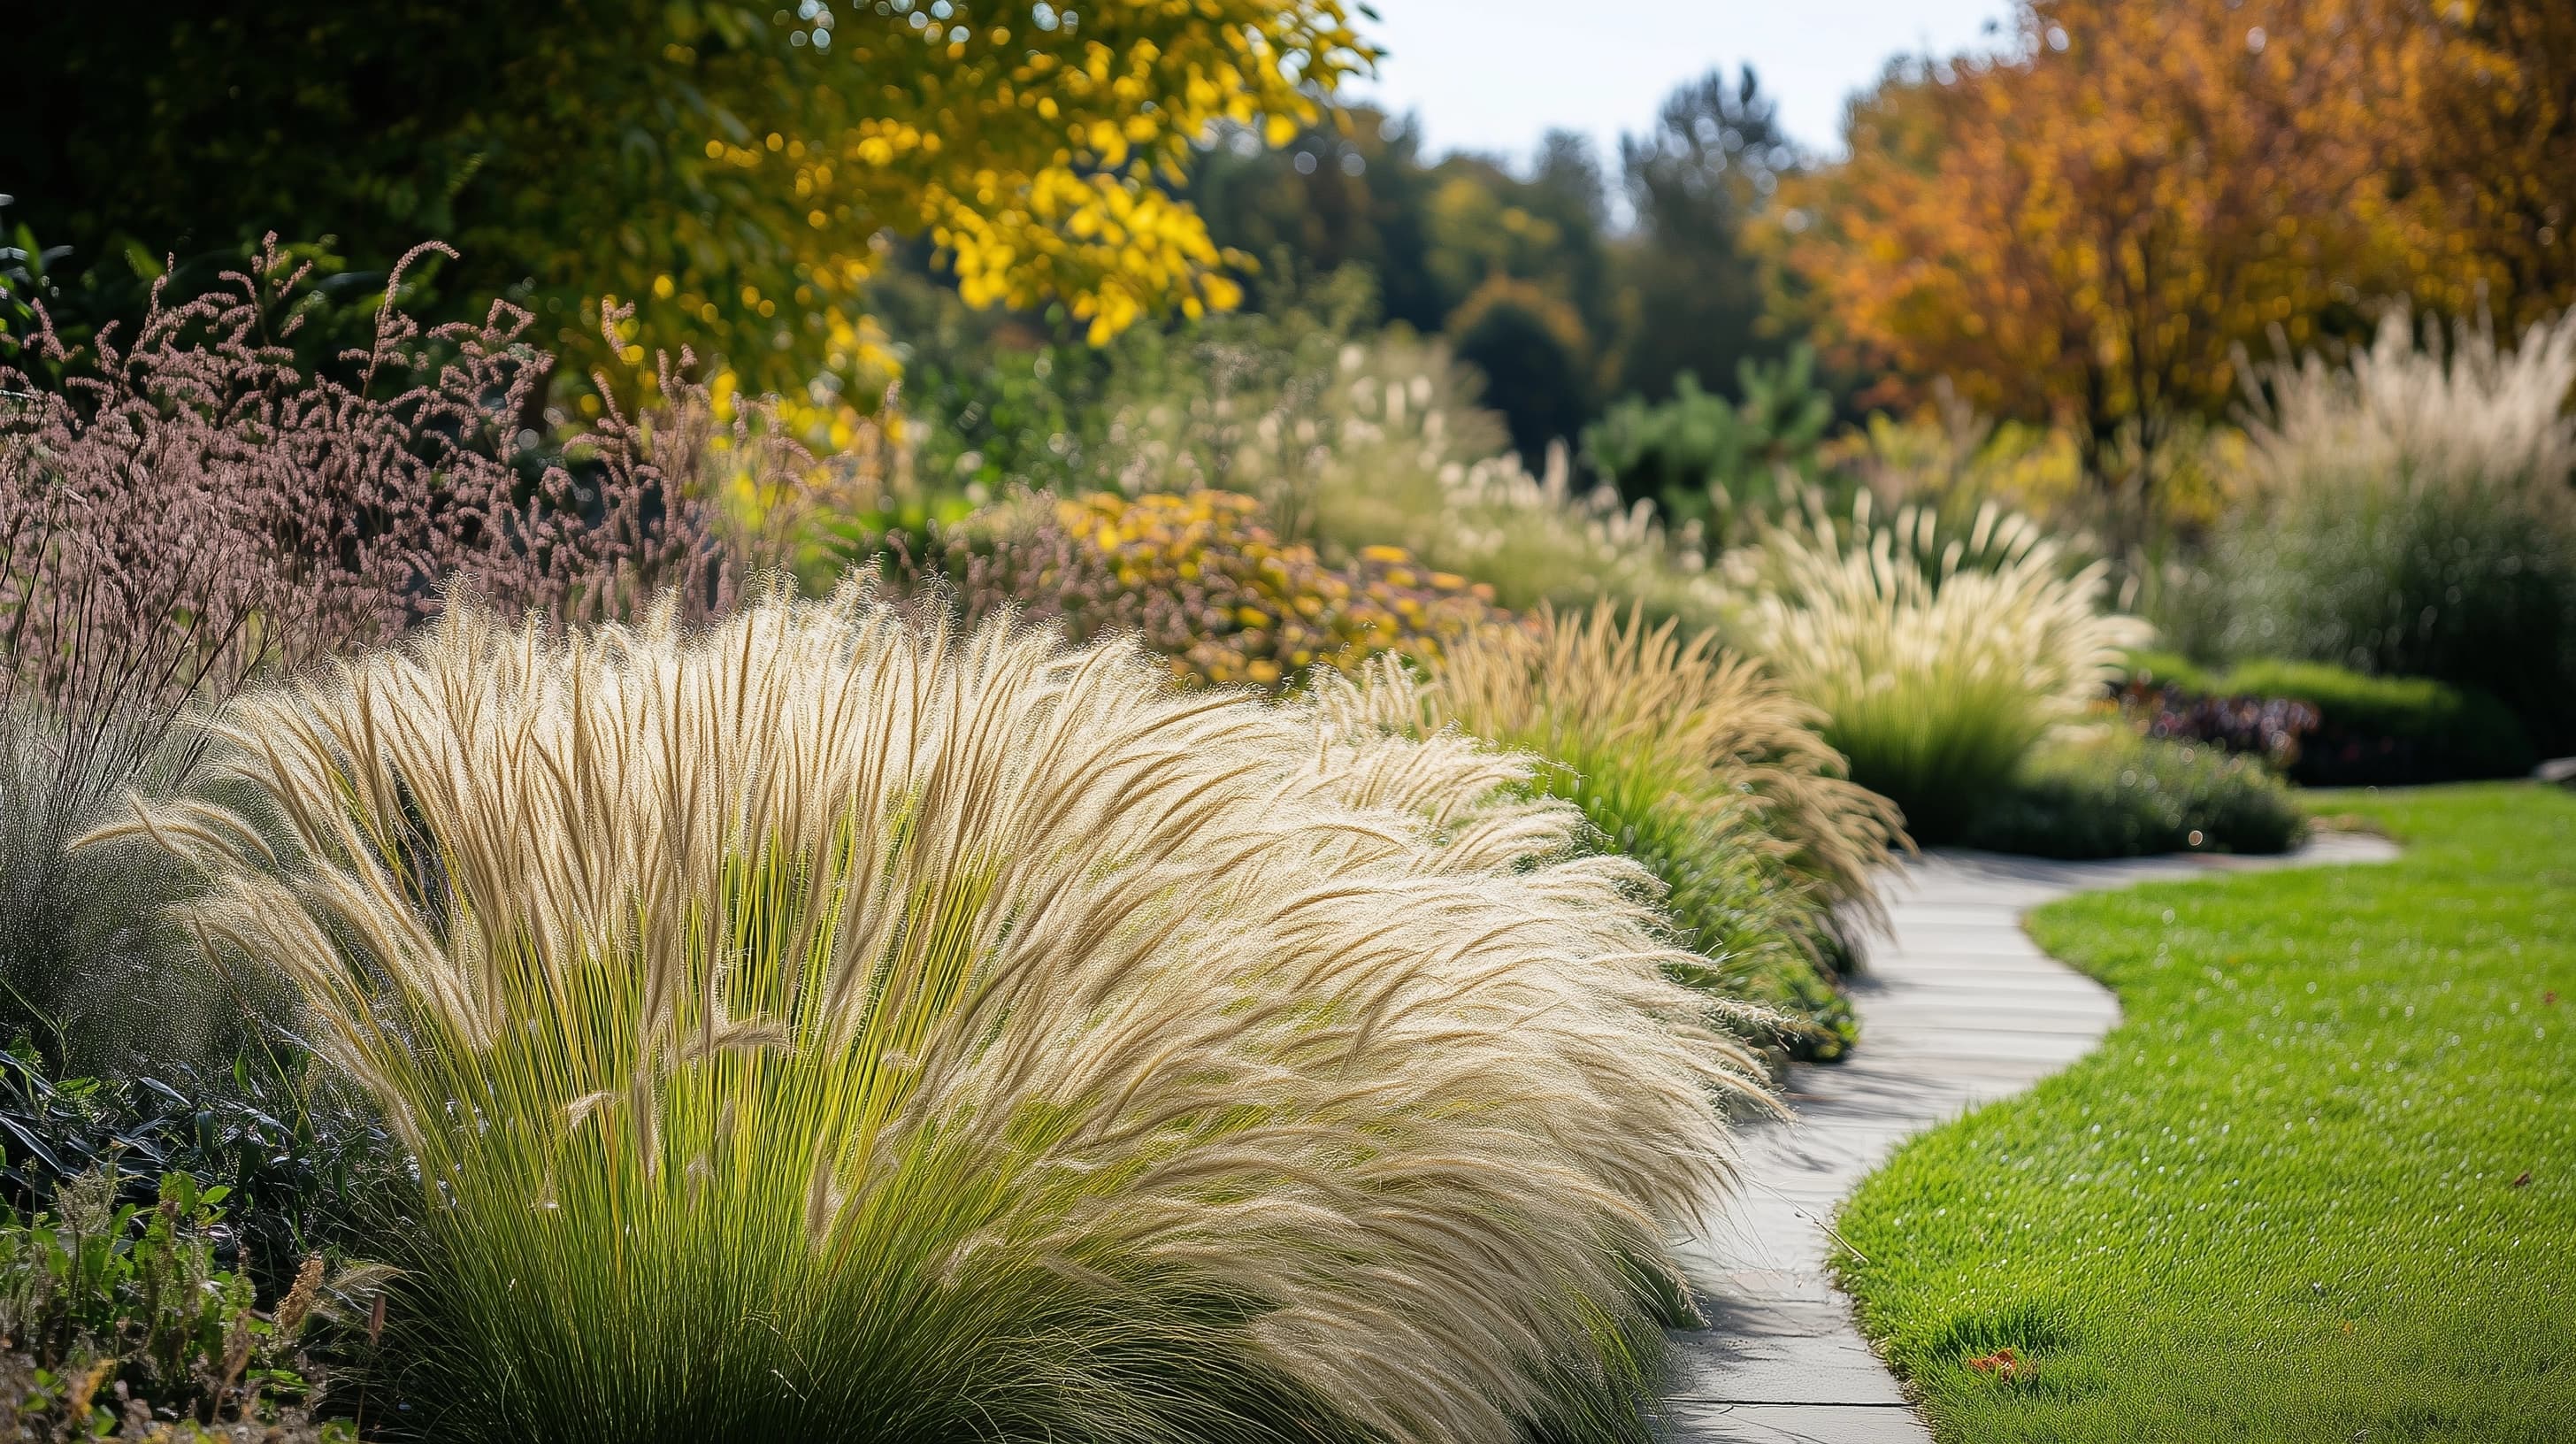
[91,585,1760,1444]
[1734,500,2146,842]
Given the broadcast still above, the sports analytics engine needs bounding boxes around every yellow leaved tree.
[12,0,1375,397]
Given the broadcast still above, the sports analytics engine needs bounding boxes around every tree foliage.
[4,0,1374,395]
[1767,0,2572,463]
[1184,73,1814,459]
[2405,0,2576,333]
[1614,66,1801,404]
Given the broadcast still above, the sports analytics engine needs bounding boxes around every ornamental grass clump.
[95,587,1758,1444]
[1413,605,1903,1059]
[1734,499,2147,843]
[2213,305,2576,747]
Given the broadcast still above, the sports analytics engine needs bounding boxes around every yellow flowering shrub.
[602,0,1376,395]
[893,489,1503,687]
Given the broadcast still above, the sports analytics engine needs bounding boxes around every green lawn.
[1837,783,2576,1442]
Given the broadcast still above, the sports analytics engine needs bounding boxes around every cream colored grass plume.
[1734,498,2149,841]
[1389,605,1899,1059]
[89,581,1760,1444]
[1417,603,1901,917]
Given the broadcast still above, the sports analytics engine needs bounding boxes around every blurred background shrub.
[885,489,1501,689]
[1579,347,1836,544]
[2114,660,2320,770]
[1961,729,2306,860]
[2128,657,2537,787]
[2207,309,2576,750]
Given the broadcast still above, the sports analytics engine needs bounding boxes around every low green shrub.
[2220,660,2535,786]
[1961,731,2306,859]
[2110,653,2533,785]
[0,1168,386,1440]
[0,1051,398,1304]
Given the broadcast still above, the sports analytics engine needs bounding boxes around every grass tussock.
[2213,306,2576,745]
[1734,499,2148,842]
[94,585,1760,1444]
[1409,606,1903,1058]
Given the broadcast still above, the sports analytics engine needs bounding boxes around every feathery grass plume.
[2212,304,2576,748]
[1732,497,2149,843]
[1276,336,1732,631]
[95,585,1760,1444]
[1409,606,1903,1059]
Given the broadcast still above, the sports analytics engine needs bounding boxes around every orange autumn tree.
[2408,0,2576,331]
[1767,0,2469,484]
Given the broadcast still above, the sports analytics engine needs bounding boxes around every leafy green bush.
[0,1052,398,1304]
[2220,660,2534,785]
[108,591,1760,1444]
[1732,499,2148,842]
[1961,730,2306,859]
[2212,307,2576,749]
[0,1168,385,1440]
[1579,348,1836,542]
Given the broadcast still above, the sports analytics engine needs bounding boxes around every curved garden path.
[1659,833,2401,1443]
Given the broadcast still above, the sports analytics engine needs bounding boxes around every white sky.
[1347,0,2018,165]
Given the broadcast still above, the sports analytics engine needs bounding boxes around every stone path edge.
[1655,832,2403,1444]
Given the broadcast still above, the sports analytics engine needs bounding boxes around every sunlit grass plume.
[1735,499,2147,842]
[95,583,1760,1444]
[1413,604,1902,1057]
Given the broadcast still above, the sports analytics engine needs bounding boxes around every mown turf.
[1836,783,2576,1442]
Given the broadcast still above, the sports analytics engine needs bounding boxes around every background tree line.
[4,0,2570,507]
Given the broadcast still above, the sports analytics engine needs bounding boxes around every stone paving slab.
[1657,833,2399,1443]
